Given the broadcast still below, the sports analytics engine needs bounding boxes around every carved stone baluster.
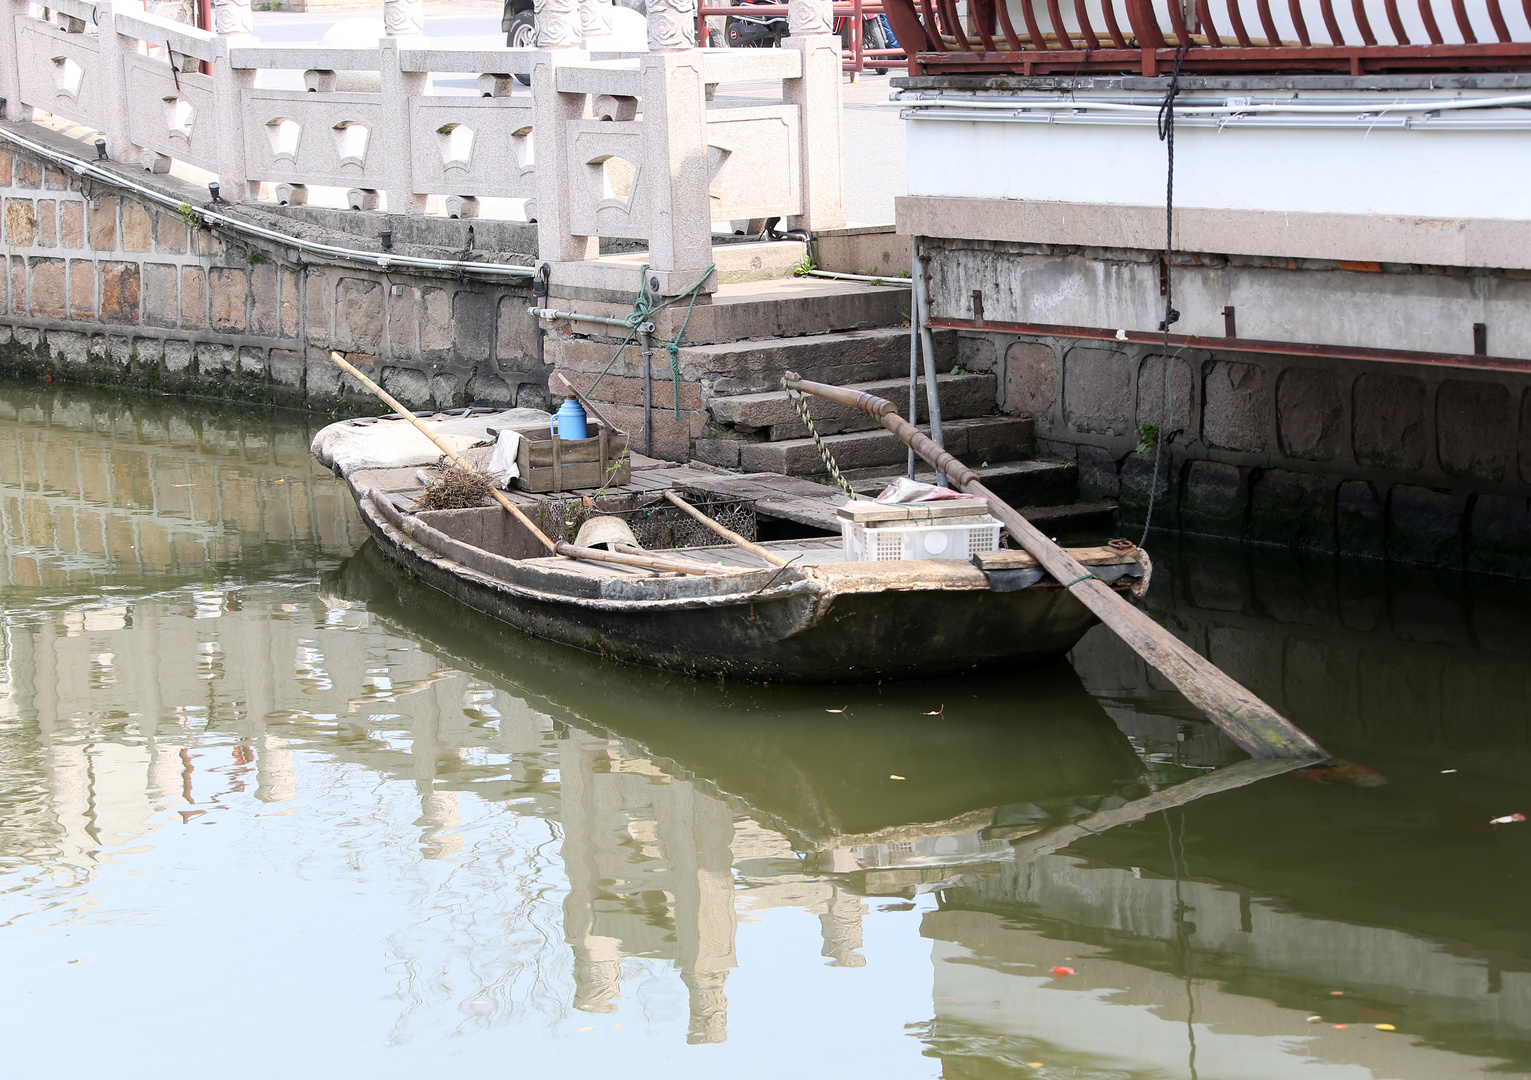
[383,0,425,37]
[210,0,253,36]
[646,0,697,51]
[580,0,614,45]
[787,0,832,35]
[535,0,583,47]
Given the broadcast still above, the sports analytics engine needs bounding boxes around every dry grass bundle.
[416,465,493,511]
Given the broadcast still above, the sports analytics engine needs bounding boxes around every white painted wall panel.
[905,111,1531,222]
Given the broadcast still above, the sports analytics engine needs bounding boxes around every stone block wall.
[0,144,545,414]
[961,321,1531,574]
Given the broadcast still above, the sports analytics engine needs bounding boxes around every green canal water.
[2,383,1529,1079]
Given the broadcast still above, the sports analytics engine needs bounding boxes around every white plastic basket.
[841,515,1003,562]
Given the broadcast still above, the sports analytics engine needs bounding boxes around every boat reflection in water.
[335,542,1168,1043]
[2,384,1529,1077]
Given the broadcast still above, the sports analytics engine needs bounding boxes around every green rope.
[1063,572,1096,590]
[627,262,716,419]
[785,384,856,500]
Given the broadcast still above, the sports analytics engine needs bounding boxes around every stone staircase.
[544,273,1116,536]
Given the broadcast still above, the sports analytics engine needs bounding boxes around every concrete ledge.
[896,196,1531,272]
[813,225,910,277]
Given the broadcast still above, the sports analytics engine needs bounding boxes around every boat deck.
[350,448,850,535]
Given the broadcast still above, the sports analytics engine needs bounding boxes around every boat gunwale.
[365,492,829,614]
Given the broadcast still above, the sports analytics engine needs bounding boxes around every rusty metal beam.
[925,316,1531,375]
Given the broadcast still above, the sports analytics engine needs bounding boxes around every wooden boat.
[312,408,1148,683]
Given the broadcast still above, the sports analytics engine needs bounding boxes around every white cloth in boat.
[311,408,549,474]
[484,430,522,488]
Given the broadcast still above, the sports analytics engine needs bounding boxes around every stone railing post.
[96,1,144,162]
[532,0,596,264]
[378,38,427,213]
[783,0,845,232]
[0,0,33,121]
[209,0,256,198]
[641,0,714,296]
[211,37,254,199]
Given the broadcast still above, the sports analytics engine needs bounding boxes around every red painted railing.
[876,0,1531,74]
[694,1,909,75]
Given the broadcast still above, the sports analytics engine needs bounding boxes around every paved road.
[250,3,906,225]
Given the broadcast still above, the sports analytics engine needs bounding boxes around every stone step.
[549,326,956,400]
[737,416,1035,477]
[709,372,996,440]
[848,460,1079,508]
[545,276,912,345]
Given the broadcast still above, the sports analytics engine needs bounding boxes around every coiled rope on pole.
[626,262,716,418]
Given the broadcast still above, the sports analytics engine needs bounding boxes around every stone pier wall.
[0,141,545,414]
[933,241,1531,576]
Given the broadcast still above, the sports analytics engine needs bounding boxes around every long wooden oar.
[663,490,791,567]
[327,352,725,578]
[782,371,1327,761]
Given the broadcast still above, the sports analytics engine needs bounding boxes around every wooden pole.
[328,352,726,578]
[663,491,791,567]
[782,371,1328,761]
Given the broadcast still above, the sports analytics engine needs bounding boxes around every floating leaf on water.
[922,706,944,715]
[1051,966,1075,977]
[825,706,847,714]
[1306,1015,1323,1023]
[889,774,905,780]
[1491,813,1527,824]
[1375,1024,1397,1031]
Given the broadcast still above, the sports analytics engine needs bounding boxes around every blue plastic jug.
[550,397,588,441]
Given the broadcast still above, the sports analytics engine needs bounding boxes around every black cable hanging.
[1141,43,1192,548]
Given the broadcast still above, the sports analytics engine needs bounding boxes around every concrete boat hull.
[356,493,1124,683]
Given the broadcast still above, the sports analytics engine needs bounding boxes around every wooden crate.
[507,422,630,493]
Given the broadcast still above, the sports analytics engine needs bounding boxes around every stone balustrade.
[0,0,845,296]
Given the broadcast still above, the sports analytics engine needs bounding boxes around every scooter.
[720,0,788,47]
[834,10,890,74]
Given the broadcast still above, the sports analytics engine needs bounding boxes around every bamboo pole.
[663,491,791,567]
[782,370,1328,761]
[327,352,726,578]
